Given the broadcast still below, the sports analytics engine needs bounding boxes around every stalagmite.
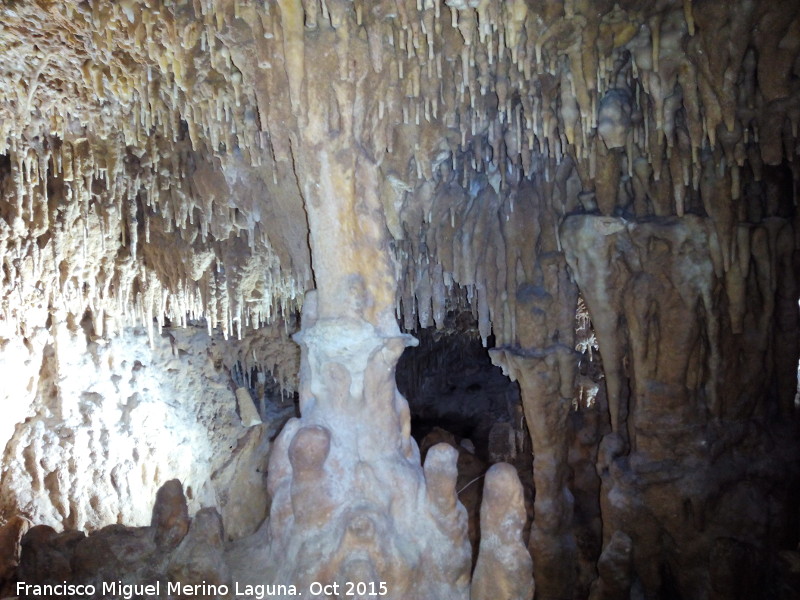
[471,463,534,600]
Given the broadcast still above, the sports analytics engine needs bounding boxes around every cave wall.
[562,212,800,598]
[0,320,299,540]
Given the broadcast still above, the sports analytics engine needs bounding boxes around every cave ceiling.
[0,0,798,343]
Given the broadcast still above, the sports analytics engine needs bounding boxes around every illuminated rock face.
[0,324,290,536]
[1,0,800,597]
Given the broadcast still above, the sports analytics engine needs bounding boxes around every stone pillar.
[487,230,579,599]
[262,5,471,598]
[491,348,577,600]
[263,224,472,600]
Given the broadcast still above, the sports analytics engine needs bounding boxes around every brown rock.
[0,516,29,591]
[420,427,458,461]
[491,349,577,600]
[71,524,156,583]
[709,537,758,600]
[487,421,517,463]
[151,479,190,550]
[210,424,271,541]
[588,530,633,600]
[168,508,231,599]
[776,550,800,600]
[17,525,78,585]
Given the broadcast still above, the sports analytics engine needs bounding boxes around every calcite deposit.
[471,463,533,600]
[1,0,800,598]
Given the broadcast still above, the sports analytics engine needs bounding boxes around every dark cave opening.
[396,318,535,562]
[396,323,527,465]
[393,304,613,586]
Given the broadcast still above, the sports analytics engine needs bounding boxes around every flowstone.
[262,292,472,599]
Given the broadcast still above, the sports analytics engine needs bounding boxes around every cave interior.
[1,0,800,599]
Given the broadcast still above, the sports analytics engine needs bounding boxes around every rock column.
[262,4,471,598]
[561,213,800,597]
[491,349,577,600]
[490,246,579,600]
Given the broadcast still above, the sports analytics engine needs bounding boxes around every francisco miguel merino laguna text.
[16,580,303,598]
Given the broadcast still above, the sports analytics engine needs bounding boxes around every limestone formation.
[1,0,799,598]
[0,324,287,534]
[167,507,232,595]
[471,463,533,600]
[562,214,800,596]
[152,479,191,550]
[587,530,633,600]
[14,481,231,600]
[261,295,472,599]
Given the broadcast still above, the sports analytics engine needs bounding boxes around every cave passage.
[397,320,526,463]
